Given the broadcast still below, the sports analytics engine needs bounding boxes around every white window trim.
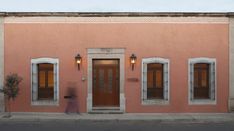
[31,58,59,106]
[141,57,170,105]
[188,57,217,105]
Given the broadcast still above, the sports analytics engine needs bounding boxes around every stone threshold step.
[89,110,124,114]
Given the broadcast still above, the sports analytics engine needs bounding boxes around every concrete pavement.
[1,112,234,123]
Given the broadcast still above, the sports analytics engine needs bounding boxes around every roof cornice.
[0,12,234,17]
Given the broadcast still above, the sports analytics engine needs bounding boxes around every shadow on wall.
[64,82,79,114]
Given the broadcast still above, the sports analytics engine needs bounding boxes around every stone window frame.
[31,58,59,106]
[188,57,216,105]
[141,57,170,105]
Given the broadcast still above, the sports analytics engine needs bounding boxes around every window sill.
[142,99,169,105]
[31,100,59,106]
[189,99,216,105]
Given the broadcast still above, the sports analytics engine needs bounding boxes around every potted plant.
[0,73,22,118]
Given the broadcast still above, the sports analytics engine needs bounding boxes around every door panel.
[93,59,120,107]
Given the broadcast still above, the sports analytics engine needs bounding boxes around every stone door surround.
[87,48,125,113]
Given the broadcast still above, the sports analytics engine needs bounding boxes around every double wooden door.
[92,59,120,107]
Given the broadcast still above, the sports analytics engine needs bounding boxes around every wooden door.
[92,59,120,107]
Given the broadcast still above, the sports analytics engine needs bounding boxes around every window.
[194,63,209,99]
[31,58,59,106]
[147,63,164,99]
[189,58,216,105]
[38,63,54,100]
[142,58,169,105]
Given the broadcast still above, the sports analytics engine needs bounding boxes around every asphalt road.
[0,121,234,131]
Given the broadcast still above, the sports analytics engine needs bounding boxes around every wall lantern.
[130,54,137,71]
[75,54,82,70]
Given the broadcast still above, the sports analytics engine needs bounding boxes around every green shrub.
[0,73,22,117]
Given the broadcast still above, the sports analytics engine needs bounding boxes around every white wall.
[229,17,234,112]
[0,17,4,112]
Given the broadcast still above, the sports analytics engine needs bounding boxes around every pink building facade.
[0,12,234,113]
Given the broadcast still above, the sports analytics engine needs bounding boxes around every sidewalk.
[1,112,234,123]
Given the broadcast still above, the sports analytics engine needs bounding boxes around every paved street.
[0,120,234,131]
[1,113,234,131]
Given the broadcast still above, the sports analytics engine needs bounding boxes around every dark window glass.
[147,63,163,99]
[194,63,209,99]
[38,63,54,100]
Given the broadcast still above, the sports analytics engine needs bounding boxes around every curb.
[0,119,232,124]
[1,113,234,123]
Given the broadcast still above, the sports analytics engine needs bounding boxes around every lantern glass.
[131,59,135,64]
[130,54,136,64]
[76,59,81,64]
[75,54,82,67]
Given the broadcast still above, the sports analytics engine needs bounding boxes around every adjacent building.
[0,12,234,113]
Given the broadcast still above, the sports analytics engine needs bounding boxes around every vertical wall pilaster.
[229,17,234,112]
[0,17,4,112]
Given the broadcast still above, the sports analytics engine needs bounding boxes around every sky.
[0,0,234,12]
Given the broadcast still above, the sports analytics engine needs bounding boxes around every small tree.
[0,73,22,117]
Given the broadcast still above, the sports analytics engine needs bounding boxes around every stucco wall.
[0,17,4,112]
[4,17,229,113]
[229,18,234,112]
